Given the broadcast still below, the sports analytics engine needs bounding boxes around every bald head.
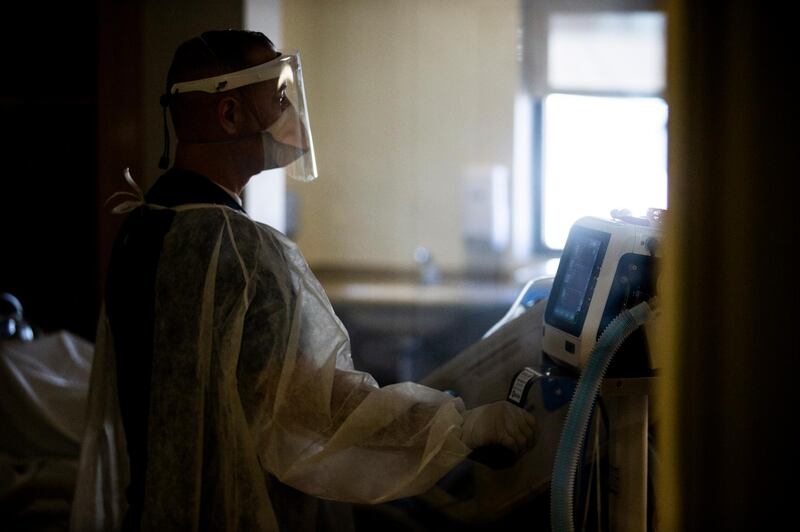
[166,30,280,141]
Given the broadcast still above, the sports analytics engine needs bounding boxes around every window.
[528,8,667,251]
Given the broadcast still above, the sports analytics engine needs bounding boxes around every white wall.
[284,0,521,272]
[244,0,287,232]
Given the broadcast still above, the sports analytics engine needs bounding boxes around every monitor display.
[545,226,609,337]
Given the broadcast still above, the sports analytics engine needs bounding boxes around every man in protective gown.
[71,30,537,532]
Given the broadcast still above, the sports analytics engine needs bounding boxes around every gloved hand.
[461,401,537,456]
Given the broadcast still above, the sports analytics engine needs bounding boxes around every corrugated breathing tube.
[550,301,651,532]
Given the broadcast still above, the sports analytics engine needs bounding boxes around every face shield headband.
[167,51,318,182]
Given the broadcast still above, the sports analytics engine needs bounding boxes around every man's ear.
[218,95,242,135]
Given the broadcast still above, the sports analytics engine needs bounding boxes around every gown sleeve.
[242,218,472,504]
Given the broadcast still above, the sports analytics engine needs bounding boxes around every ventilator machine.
[420,211,664,532]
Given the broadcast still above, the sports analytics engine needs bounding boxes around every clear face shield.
[170,52,317,182]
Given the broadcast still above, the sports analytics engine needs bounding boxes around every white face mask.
[260,103,315,181]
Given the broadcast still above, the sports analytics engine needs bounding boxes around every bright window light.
[542,94,668,249]
[548,12,665,93]
[534,10,668,251]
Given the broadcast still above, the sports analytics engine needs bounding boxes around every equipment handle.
[466,366,543,469]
